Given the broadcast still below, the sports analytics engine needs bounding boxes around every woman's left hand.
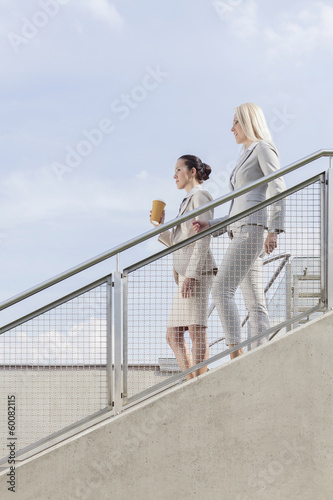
[265,232,277,254]
[181,277,196,298]
[191,220,209,233]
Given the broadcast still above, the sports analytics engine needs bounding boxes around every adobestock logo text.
[52,65,169,182]
[7,0,71,54]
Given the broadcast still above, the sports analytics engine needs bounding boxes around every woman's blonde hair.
[235,103,272,144]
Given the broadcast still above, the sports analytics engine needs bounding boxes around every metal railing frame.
[0,274,114,410]
[325,168,333,309]
[0,174,324,334]
[0,149,332,455]
[2,175,323,410]
[121,171,329,405]
[122,173,323,274]
[1,149,332,312]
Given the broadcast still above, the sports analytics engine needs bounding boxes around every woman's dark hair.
[178,154,211,183]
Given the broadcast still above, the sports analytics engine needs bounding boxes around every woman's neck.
[243,138,252,149]
[184,180,200,194]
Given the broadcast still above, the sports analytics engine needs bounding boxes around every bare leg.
[189,325,209,377]
[166,327,195,381]
[229,345,244,359]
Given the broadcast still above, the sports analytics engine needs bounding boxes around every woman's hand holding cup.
[150,199,166,226]
[149,209,165,226]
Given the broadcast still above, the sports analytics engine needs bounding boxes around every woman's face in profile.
[231,115,247,145]
[173,159,194,190]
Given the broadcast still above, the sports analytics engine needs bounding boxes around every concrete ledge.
[1,311,333,500]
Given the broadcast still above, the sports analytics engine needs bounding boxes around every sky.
[0,0,333,316]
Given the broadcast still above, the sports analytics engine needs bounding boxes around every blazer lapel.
[172,195,192,239]
[178,195,191,216]
[231,145,258,187]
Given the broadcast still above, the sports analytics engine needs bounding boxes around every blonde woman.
[193,103,286,359]
[155,155,216,380]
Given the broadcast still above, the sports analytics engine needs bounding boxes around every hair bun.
[200,162,211,181]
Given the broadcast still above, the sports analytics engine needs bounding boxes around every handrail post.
[107,275,113,408]
[326,168,333,310]
[113,271,123,413]
[286,262,292,332]
[123,272,128,405]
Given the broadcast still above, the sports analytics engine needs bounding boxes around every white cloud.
[136,170,149,179]
[264,24,318,59]
[215,1,333,58]
[0,166,178,229]
[0,318,108,365]
[80,0,123,28]
[233,0,258,37]
[320,3,333,45]
[0,0,123,47]
[263,2,333,59]
[221,0,258,38]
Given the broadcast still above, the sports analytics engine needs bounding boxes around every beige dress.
[158,186,216,329]
[167,273,214,328]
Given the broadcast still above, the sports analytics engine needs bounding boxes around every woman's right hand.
[191,220,210,233]
[150,210,165,225]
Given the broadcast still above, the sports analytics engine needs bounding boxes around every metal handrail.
[1,149,332,311]
[0,154,330,464]
[0,275,111,336]
[0,174,320,336]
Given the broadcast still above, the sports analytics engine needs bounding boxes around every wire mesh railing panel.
[0,280,109,459]
[266,185,322,330]
[124,178,323,400]
[125,254,178,398]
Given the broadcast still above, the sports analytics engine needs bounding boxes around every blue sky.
[0,0,332,306]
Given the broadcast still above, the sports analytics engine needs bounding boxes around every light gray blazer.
[158,189,217,279]
[210,140,286,235]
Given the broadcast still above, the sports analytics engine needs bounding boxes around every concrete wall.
[0,366,174,458]
[1,311,332,500]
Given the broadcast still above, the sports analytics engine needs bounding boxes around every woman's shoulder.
[191,189,213,203]
[257,139,279,156]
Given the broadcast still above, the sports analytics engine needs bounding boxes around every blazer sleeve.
[184,191,214,279]
[158,230,172,247]
[208,215,229,237]
[257,141,286,233]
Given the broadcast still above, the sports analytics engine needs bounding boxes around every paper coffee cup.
[150,199,166,226]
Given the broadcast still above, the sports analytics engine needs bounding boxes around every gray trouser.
[212,225,270,346]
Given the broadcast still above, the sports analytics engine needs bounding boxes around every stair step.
[295,275,321,281]
[297,293,321,298]
[297,307,320,312]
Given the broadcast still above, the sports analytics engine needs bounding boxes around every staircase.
[0,149,333,499]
